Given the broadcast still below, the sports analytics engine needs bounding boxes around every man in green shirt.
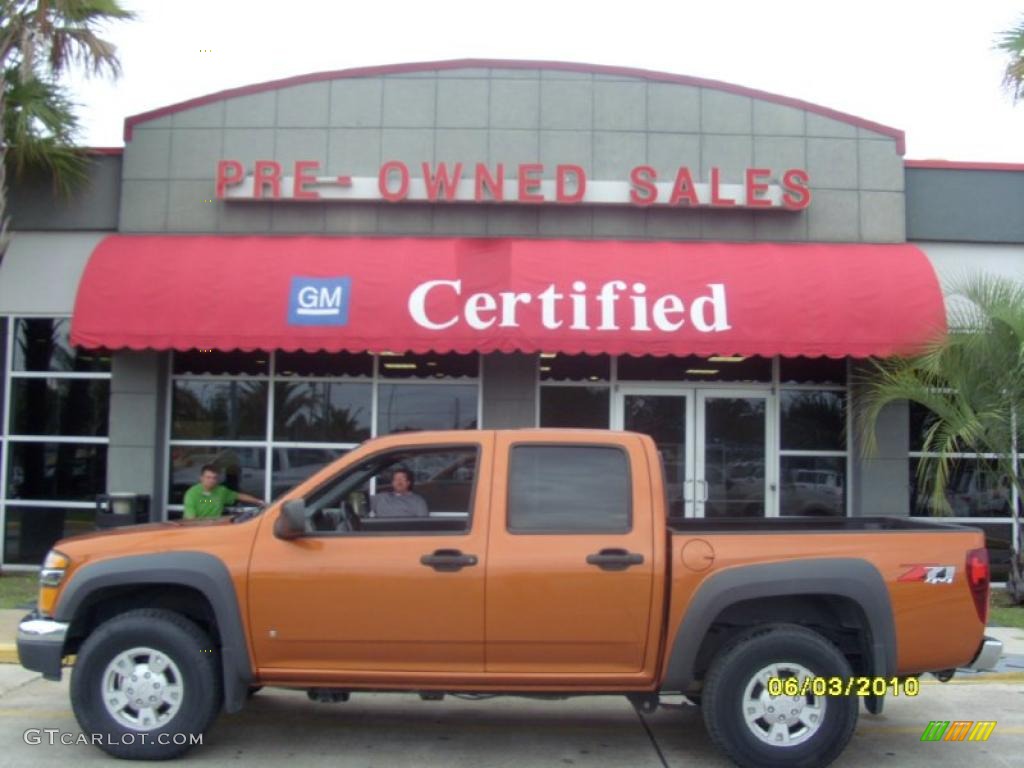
[183,465,264,519]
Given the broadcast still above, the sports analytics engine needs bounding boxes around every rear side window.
[508,445,631,533]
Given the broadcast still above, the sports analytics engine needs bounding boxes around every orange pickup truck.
[17,429,1002,767]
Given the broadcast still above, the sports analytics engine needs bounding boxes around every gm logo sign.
[288,277,352,326]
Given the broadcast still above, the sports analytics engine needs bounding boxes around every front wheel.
[70,608,222,759]
[701,624,858,768]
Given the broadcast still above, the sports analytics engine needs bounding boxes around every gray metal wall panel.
[9,155,121,231]
[117,67,905,242]
[107,351,164,518]
[481,353,537,428]
[907,168,1024,244]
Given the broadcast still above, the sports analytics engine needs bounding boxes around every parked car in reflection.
[913,464,1011,517]
[783,469,844,516]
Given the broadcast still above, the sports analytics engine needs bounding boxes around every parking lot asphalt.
[0,666,1019,768]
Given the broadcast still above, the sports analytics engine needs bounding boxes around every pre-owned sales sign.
[215,160,812,210]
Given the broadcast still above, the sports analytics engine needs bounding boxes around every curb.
[0,644,16,664]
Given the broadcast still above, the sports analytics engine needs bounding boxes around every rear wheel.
[70,608,222,759]
[701,624,858,768]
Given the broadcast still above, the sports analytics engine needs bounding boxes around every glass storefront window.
[166,350,481,507]
[172,380,269,440]
[12,318,110,373]
[271,447,347,499]
[172,349,269,376]
[539,353,610,382]
[780,456,846,516]
[10,379,110,436]
[539,386,610,428]
[618,354,771,383]
[909,457,1012,518]
[378,352,478,379]
[273,381,372,443]
[169,444,266,505]
[2,316,112,567]
[377,383,478,434]
[274,351,373,378]
[779,356,847,385]
[6,442,107,501]
[3,506,97,565]
[780,391,846,451]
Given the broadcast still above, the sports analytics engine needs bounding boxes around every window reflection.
[539,353,610,382]
[780,457,845,516]
[539,387,610,429]
[169,445,266,505]
[10,379,109,436]
[271,447,347,499]
[172,380,269,440]
[273,381,371,443]
[910,458,1012,518]
[377,384,478,434]
[6,442,107,501]
[780,391,846,451]
[378,352,478,379]
[13,318,110,372]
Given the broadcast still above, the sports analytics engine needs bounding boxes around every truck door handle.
[420,549,478,572]
[586,548,645,571]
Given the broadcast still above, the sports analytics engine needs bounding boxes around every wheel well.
[690,595,873,686]
[64,584,221,655]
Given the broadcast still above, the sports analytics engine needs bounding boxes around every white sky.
[65,0,1024,162]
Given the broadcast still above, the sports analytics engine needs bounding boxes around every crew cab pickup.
[17,430,1002,767]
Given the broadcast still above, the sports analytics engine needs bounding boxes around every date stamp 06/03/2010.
[766,676,921,697]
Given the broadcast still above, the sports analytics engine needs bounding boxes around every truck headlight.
[40,550,69,587]
[38,550,70,615]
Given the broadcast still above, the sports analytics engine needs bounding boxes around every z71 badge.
[898,565,956,584]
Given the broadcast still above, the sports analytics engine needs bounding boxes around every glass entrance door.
[616,388,772,518]
[620,392,694,518]
[696,391,770,518]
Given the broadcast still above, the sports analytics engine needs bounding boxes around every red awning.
[70,236,946,358]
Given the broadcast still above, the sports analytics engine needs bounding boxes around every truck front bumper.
[17,612,68,681]
[966,636,1003,671]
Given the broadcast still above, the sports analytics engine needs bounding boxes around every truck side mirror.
[273,499,307,540]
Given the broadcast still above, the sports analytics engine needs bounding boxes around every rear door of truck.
[484,431,659,683]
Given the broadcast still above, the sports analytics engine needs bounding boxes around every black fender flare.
[660,558,896,692]
[54,551,253,714]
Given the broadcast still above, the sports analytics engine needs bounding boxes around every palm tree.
[857,274,1024,602]
[998,15,1024,102]
[0,0,135,257]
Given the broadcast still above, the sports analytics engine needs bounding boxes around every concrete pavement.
[0,667,1019,767]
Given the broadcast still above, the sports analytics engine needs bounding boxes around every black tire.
[70,608,222,759]
[702,624,858,768]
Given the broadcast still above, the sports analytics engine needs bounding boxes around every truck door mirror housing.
[274,499,307,540]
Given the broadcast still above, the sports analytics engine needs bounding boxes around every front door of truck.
[247,435,492,675]
[485,432,655,678]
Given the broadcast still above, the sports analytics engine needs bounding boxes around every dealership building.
[1,59,1021,575]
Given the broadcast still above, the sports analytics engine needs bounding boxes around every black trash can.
[95,493,150,529]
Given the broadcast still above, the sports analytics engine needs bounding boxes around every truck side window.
[507,445,631,533]
[302,445,479,535]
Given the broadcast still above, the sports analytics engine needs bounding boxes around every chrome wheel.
[101,646,184,731]
[741,662,826,747]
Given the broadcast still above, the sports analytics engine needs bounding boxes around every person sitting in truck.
[370,467,429,517]
[183,464,265,519]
